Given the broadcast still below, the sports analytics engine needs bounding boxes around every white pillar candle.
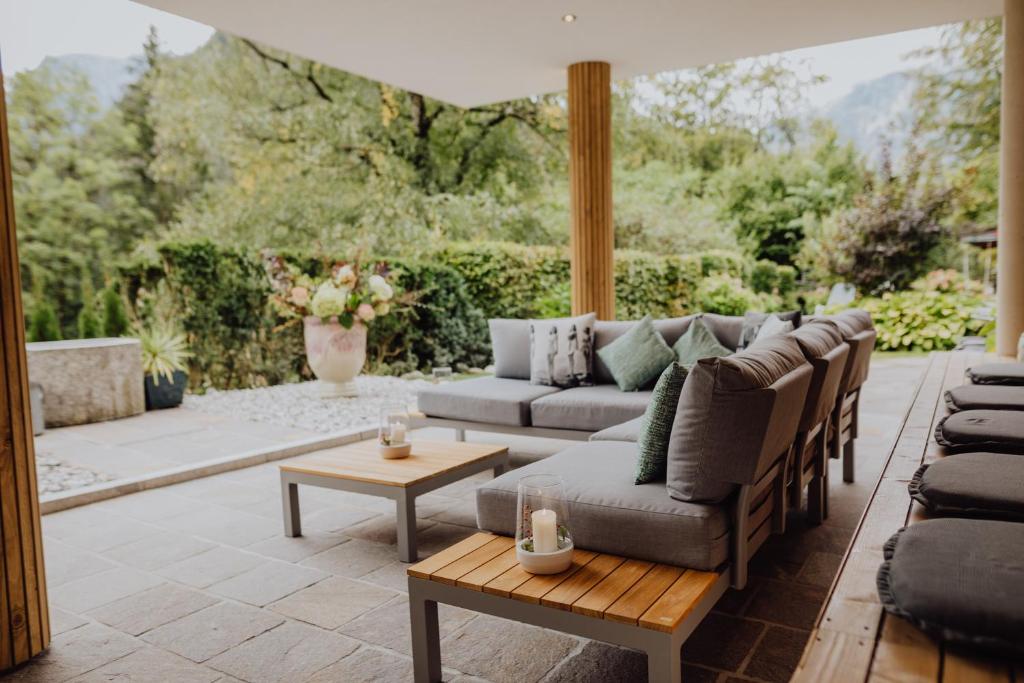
[532,508,558,553]
[390,422,407,444]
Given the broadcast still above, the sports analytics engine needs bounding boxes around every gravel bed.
[182,375,435,434]
[36,454,113,495]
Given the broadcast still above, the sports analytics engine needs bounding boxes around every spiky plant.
[139,327,192,385]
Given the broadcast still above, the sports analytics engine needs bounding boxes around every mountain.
[823,71,917,161]
[37,54,138,109]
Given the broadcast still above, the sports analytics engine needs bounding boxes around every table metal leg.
[397,491,418,562]
[281,478,301,537]
[454,428,466,442]
[410,588,442,683]
[645,636,680,683]
[493,461,507,478]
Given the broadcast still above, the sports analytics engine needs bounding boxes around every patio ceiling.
[134,0,1000,107]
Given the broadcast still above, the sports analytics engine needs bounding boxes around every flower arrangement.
[265,253,395,329]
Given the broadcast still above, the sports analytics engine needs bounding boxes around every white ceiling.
[135,0,1002,108]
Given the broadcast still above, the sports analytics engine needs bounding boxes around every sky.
[0,0,946,109]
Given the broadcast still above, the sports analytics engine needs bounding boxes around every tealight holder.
[378,405,412,459]
[515,474,573,574]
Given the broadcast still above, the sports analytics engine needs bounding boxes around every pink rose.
[357,303,376,322]
[290,286,309,306]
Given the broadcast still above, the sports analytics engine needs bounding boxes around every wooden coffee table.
[278,440,508,562]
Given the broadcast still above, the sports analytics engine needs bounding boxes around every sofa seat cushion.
[417,377,560,427]
[530,385,652,431]
[934,410,1024,454]
[475,442,731,570]
[967,363,1024,386]
[945,385,1024,412]
[590,417,644,442]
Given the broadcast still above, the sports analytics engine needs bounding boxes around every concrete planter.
[27,338,144,427]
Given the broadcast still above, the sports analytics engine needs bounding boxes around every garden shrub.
[699,249,750,279]
[695,274,760,316]
[28,301,62,342]
[101,286,131,337]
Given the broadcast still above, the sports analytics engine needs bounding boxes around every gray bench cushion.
[475,442,731,570]
[934,410,1024,454]
[530,385,652,431]
[877,518,1024,656]
[590,417,644,442]
[909,453,1024,522]
[967,363,1024,386]
[417,377,560,427]
[945,385,1024,413]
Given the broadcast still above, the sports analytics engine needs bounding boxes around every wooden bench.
[793,351,1022,682]
[407,532,729,682]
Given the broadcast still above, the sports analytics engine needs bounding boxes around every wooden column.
[568,61,614,320]
[0,67,50,670]
[999,0,1024,356]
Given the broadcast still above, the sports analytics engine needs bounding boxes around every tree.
[101,286,130,336]
[76,276,102,338]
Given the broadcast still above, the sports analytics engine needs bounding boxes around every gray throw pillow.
[489,319,531,379]
[596,315,676,392]
[528,313,596,388]
[739,310,802,349]
[673,316,732,369]
[634,362,687,484]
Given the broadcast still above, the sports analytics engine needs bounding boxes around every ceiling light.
[562,13,577,23]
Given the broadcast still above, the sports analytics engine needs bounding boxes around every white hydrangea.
[310,282,347,318]
[368,274,394,301]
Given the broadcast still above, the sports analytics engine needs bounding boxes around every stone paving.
[3,356,927,683]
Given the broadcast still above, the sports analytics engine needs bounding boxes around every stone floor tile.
[546,641,646,682]
[340,513,436,546]
[680,664,722,683]
[338,596,475,656]
[357,559,411,592]
[44,540,117,588]
[141,602,284,663]
[93,489,198,523]
[206,622,359,683]
[176,480,273,508]
[416,522,479,556]
[208,560,327,606]
[50,566,164,613]
[5,622,138,682]
[158,546,267,588]
[441,614,577,683]
[245,530,348,562]
[744,579,828,630]
[712,579,761,617]
[742,625,810,683]
[101,530,214,571]
[268,574,397,629]
[52,514,156,554]
[301,538,395,577]
[50,609,88,637]
[682,612,765,672]
[300,505,380,533]
[88,582,218,636]
[157,506,279,547]
[68,646,222,683]
[798,551,844,589]
[306,646,414,683]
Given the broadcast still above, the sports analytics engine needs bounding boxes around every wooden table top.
[408,532,723,633]
[793,352,1020,682]
[279,439,508,488]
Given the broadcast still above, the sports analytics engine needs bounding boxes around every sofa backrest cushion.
[838,328,876,396]
[666,335,812,503]
[593,316,696,384]
[791,321,850,431]
[834,308,873,336]
[489,319,531,379]
[700,314,744,351]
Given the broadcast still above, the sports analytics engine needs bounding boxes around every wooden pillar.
[999,0,1024,356]
[0,67,50,670]
[568,62,614,320]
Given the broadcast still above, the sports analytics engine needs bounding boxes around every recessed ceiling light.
[562,13,577,23]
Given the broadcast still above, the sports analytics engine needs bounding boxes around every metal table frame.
[408,570,730,682]
[280,450,508,562]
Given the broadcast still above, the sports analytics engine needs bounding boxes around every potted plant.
[139,326,192,410]
[265,254,396,397]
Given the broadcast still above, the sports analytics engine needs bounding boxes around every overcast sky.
[1,0,946,109]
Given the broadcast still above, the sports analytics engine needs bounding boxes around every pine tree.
[101,287,130,337]
[29,301,62,342]
[76,276,102,338]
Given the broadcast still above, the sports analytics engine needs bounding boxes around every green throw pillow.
[597,315,676,392]
[635,362,687,484]
[673,316,732,369]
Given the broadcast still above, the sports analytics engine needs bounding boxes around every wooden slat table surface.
[793,352,1021,682]
[279,440,507,487]
[408,532,722,633]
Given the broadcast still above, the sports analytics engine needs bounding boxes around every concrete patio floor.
[3,356,928,683]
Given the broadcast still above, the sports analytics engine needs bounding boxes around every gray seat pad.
[945,385,1024,412]
[934,410,1024,454]
[416,377,560,427]
[877,518,1024,656]
[530,385,652,432]
[967,363,1024,386]
[475,442,730,570]
[909,453,1024,521]
[589,417,644,443]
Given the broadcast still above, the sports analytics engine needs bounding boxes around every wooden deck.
[792,351,1023,682]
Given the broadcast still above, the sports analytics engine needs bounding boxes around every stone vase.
[303,316,367,397]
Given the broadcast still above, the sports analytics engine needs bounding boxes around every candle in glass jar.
[390,421,407,445]
[531,509,557,553]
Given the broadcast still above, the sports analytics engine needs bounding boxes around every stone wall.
[27,338,144,427]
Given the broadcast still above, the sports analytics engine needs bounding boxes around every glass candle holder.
[378,404,411,459]
[515,474,573,574]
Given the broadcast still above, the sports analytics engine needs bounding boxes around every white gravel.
[182,375,435,434]
[36,454,113,495]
